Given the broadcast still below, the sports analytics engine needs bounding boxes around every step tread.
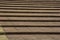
[3,27,60,32]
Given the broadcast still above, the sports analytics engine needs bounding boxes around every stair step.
[0,17,60,20]
[0,7,60,10]
[0,10,60,12]
[0,3,59,8]
[3,2,60,4]
[0,22,60,26]
[0,13,60,17]
[3,27,60,32]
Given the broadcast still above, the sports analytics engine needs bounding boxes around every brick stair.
[0,0,60,34]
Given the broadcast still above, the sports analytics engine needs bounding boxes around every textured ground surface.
[0,0,60,40]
